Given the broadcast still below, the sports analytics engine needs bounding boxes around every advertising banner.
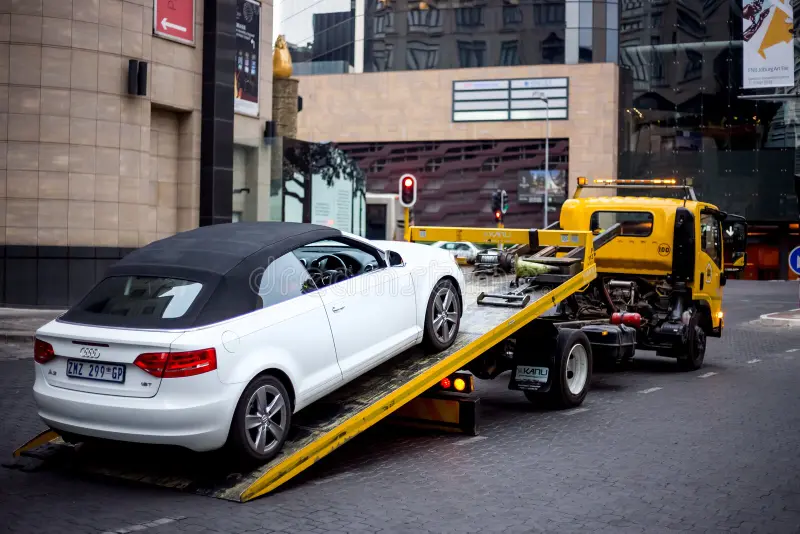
[235,0,261,117]
[518,169,567,205]
[742,0,794,89]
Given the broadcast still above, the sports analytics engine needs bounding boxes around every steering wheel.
[309,254,349,287]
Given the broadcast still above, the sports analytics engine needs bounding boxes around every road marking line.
[453,435,488,446]
[102,517,186,534]
[638,387,663,394]
[698,372,717,378]
[563,407,589,415]
[747,359,762,364]
[786,348,799,353]
[313,472,355,485]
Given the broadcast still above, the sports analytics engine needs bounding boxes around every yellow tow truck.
[417,177,748,374]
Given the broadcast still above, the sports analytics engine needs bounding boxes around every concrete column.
[272,78,299,138]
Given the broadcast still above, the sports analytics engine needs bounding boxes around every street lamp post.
[532,92,550,228]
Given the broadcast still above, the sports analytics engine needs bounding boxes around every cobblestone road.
[1,281,800,533]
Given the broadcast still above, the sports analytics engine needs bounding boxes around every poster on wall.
[311,173,353,233]
[235,0,261,117]
[518,170,567,205]
[742,0,794,89]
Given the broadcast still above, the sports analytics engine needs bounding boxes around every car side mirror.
[719,272,727,286]
[387,250,404,267]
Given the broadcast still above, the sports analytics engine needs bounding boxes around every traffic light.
[500,190,509,214]
[491,190,501,212]
[491,189,504,223]
[399,174,417,207]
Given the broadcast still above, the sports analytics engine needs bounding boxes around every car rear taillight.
[33,338,55,364]
[134,352,169,377]
[134,348,217,378]
[163,348,217,378]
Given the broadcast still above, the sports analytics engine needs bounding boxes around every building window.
[502,4,522,26]
[500,40,520,66]
[407,41,439,69]
[372,44,394,71]
[683,49,702,82]
[542,32,565,64]
[458,40,486,68]
[533,2,565,24]
[407,7,443,32]
[455,7,483,28]
[373,5,395,37]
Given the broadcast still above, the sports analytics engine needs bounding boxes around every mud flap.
[507,333,558,394]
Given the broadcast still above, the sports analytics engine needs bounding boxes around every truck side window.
[700,213,722,267]
[589,211,654,237]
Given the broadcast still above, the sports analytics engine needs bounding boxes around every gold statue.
[273,35,293,79]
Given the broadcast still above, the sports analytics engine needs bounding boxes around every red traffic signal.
[494,209,502,221]
[399,174,417,207]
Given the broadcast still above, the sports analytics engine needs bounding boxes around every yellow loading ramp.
[7,229,599,503]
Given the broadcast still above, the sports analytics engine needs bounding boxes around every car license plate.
[515,365,549,383]
[66,359,126,383]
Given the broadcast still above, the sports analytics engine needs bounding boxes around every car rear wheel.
[423,279,461,352]
[227,374,292,465]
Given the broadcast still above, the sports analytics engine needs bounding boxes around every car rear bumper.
[33,365,242,452]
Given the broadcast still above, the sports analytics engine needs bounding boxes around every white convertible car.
[32,222,465,463]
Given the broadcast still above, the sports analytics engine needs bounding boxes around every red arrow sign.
[154,0,195,45]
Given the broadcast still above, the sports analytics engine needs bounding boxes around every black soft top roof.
[59,222,343,329]
[107,222,341,278]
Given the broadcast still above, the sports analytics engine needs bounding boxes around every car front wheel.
[227,374,292,465]
[423,279,461,352]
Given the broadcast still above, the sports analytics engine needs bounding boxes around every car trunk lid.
[36,319,186,399]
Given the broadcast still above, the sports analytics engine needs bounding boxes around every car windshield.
[69,276,204,321]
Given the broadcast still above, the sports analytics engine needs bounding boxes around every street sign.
[790,246,800,276]
[154,0,195,46]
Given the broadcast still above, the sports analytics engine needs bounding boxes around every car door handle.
[332,305,346,313]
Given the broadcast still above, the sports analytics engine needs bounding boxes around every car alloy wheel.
[244,384,288,455]
[432,285,459,345]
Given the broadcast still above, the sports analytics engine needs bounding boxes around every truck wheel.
[525,329,593,409]
[677,325,706,372]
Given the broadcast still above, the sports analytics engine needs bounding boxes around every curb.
[758,311,800,326]
[0,331,35,343]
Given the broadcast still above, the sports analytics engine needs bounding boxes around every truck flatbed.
[8,231,600,502]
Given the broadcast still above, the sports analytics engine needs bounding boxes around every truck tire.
[677,325,706,372]
[525,328,593,409]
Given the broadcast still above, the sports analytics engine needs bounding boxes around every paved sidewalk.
[0,308,64,343]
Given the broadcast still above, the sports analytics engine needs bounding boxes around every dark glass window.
[500,40,521,66]
[590,211,654,237]
[256,253,317,309]
[72,276,204,321]
[458,40,486,68]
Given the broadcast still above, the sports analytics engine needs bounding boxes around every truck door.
[698,210,724,324]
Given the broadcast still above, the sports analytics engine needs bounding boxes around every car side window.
[700,213,722,267]
[294,238,387,288]
[256,252,317,310]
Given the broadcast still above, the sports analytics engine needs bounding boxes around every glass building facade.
[276,0,620,74]
[617,0,800,224]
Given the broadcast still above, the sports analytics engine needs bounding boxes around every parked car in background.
[431,241,481,265]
